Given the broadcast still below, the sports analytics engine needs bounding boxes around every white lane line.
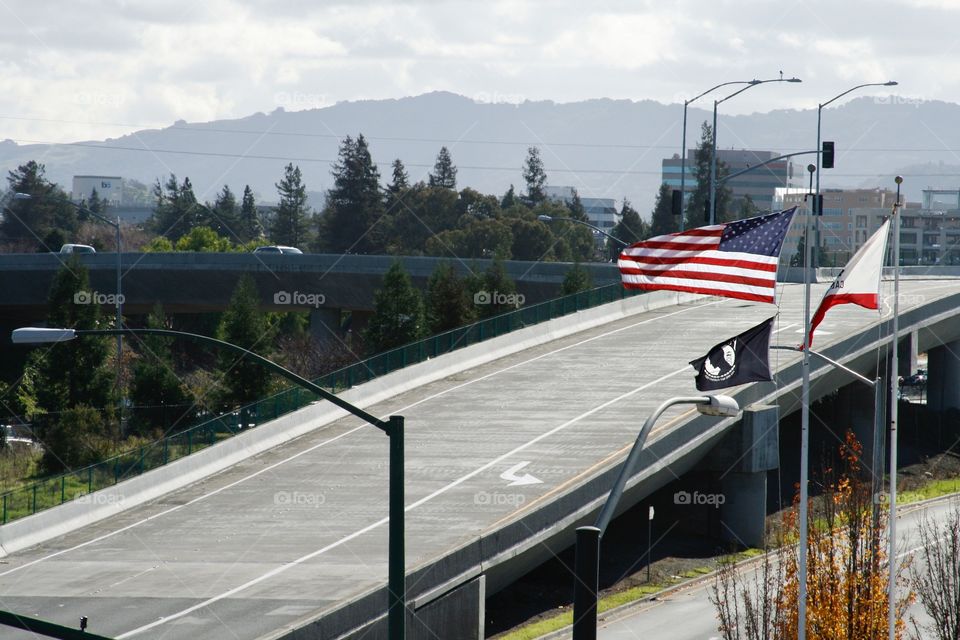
[0,297,723,581]
[117,364,695,638]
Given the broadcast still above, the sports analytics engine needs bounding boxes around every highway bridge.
[2,277,960,639]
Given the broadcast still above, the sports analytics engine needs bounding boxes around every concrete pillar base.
[928,339,960,412]
[720,471,767,548]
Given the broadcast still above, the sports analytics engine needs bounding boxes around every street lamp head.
[12,193,31,200]
[895,175,904,185]
[696,395,740,417]
[884,81,899,87]
[537,214,553,222]
[12,327,77,344]
[786,77,802,83]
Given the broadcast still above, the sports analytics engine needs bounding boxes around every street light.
[813,81,898,267]
[13,192,124,418]
[678,80,760,231]
[537,214,628,248]
[709,76,802,225]
[571,394,740,640]
[12,326,408,640]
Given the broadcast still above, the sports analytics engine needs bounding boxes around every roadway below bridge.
[1,279,959,639]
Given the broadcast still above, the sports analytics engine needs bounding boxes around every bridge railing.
[1,282,640,525]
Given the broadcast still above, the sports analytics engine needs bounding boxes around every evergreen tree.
[650,183,678,237]
[22,257,116,472]
[209,184,240,237]
[425,262,475,334]
[86,187,105,215]
[473,258,520,318]
[316,135,386,254]
[365,262,425,353]
[388,159,410,197]
[129,305,190,436]
[428,146,457,189]
[609,200,648,261]
[149,174,199,241]
[684,122,733,228]
[271,163,310,247]
[239,185,263,242]
[1,161,79,251]
[737,194,760,220]
[501,184,519,209]
[561,261,593,295]
[218,275,273,408]
[522,147,547,206]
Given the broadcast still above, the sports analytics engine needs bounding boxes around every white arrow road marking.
[500,461,542,487]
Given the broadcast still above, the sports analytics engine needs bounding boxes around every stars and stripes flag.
[618,207,797,304]
[808,216,891,347]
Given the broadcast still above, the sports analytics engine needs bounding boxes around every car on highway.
[253,245,303,255]
[902,369,927,386]
[59,243,96,254]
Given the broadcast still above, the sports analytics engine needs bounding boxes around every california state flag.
[808,217,892,347]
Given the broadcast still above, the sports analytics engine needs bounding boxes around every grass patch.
[900,477,960,504]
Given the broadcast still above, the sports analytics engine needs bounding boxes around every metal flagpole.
[888,176,903,640]
[798,164,816,640]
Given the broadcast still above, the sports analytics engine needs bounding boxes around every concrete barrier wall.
[0,289,700,558]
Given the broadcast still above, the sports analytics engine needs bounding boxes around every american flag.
[618,207,797,304]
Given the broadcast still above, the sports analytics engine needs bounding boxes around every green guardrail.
[1,282,641,525]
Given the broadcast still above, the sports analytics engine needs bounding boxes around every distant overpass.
[2,279,960,639]
[0,252,621,320]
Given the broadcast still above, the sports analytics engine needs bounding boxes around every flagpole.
[798,164,816,640]
[888,176,902,640]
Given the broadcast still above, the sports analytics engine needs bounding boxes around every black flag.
[689,317,774,391]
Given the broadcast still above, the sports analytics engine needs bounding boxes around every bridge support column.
[898,329,919,378]
[928,339,960,412]
[837,381,883,481]
[704,405,779,549]
[309,307,343,344]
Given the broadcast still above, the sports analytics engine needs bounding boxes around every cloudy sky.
[0,0,953,144]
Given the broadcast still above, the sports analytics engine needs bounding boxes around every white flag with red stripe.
[618,208,796,304]
[808,217,891,347]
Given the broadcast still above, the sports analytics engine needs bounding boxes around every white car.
[253,245,303,255]
[59,244,96,254]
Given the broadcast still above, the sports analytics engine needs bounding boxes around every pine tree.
[218,275,273,408]
[685,122,733,228]
[316,134,386,254]
[209,185,240,237]
[23,257,116,472]
[501,184,520,209]
[1,161,79,251]
[129,305,190,436]
[428,146,457,189]
[425,262,475,334]
[365,262,425,353]
[523,147,547,206]
[239,185,263,242]
[609,200,648,261]
[561,261,592,295]
[473,258,520,318]
[270,164,310,247]
[86,187,104,215]
[650,183,678,237]
[149,174,199,241]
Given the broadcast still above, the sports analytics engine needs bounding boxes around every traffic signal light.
[671,189,682,217]
[821,141,835,169]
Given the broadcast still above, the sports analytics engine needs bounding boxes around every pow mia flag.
[689,317,774,391]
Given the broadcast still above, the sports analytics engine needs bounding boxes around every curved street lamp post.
[709,76,802,225]
[11,326,408,640]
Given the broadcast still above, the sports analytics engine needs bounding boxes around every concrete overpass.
[0,252,621,318]
[2,278,960,639]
